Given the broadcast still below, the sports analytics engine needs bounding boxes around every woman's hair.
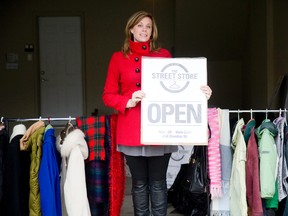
[122,11,160,56]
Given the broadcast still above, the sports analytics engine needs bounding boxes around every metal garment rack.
[228,108,287,120]
[228,108,287,113]
[1,117,76,133]
[1,117,76,122]
[2,109,287,122]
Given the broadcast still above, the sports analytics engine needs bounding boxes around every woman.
[102,11,212,216]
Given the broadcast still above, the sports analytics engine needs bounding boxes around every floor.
[120,176,183,216]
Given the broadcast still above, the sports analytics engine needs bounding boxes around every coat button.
[142,45,147,50]
[135,68,140,73]
[136,82,141,87]
[135,57,139,62]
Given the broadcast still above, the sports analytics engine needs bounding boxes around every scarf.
[106,114,125,216]
[76,115,106,161]
[208,107,222,199]
[211,109,232,215]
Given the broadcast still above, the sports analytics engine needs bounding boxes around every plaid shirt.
[76,116,106,161]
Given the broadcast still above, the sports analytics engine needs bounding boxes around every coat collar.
[60,129,89,160]
[130,40,150,55]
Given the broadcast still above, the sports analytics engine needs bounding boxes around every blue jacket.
[39,125,62,216]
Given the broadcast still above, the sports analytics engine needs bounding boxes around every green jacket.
[22,126,45,216]
[256,119,278,200]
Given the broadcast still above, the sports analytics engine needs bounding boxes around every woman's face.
[131,17,152,42]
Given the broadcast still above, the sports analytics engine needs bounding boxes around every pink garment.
[208,108,222,199]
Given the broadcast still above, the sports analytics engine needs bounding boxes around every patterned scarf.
[208,108,222,199]
[76,116,106,161]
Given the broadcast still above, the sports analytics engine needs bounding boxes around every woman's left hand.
[200,85,212,100]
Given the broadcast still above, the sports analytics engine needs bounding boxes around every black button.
[142,45,147,50]
[135,68,140,73]
[135,57,139,62]
[136,83,141,87]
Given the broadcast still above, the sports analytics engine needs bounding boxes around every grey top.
[117,145,178,156]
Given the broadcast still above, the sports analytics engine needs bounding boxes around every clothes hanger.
[60,117,75,144]
[0,117,5,130]
[237,109,240,121]
[284,108,287,126]
[279,108,282,118]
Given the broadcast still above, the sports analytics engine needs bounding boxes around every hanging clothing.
[38,124,62,216]
[2,124,30,216]
[56,131,69,216]
[285,125,288,169]
[20,120,45,150]
[245,121,263,216]
[218,110,232,183]
[230,118,247,216]
[10,123,26,142]
[80,116,110,216]
[0,127,8,198]
[211,109,232,216]
[0,125,9,214]
[256,119,278,199]
[283,124,288,215]
[273,116,288,201]
[207,107,222,199]
[85,160,109,216]
[265,182,279,209]
[60,128,91,216]
[76,116,106,161]
[21,124,45,216]
[106,115,125,216]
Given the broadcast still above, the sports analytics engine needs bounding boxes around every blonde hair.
[122,11,160,56]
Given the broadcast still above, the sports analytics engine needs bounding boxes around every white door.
[39,17,83,118]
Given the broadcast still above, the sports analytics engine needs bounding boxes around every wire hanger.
[237,109,240,121]
[0,117,4,127]
[284,108,287,126]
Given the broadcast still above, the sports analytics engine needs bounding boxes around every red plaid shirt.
[76,116,106,161]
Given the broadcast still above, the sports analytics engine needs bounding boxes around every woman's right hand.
[126,90,146,108]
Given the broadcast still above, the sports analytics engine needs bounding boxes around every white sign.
[141,57,208,145]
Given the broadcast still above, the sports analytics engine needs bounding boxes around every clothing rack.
[1,117,76,133]
[1,117,76,122]
[228,108,288,121]
[229,108,287,113]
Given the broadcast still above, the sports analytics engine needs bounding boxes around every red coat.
[246,126,263,215]
[102,40,171,146]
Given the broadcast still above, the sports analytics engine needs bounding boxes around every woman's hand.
[200,85,212,100]
[126,90,146,108]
